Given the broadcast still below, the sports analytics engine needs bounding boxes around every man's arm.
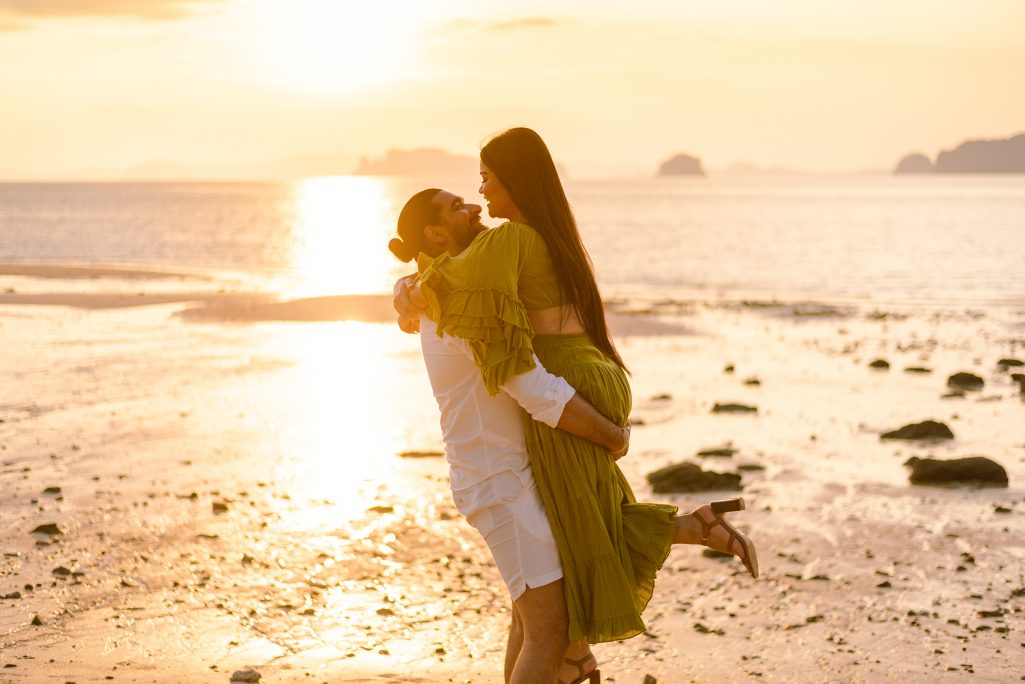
[558,395,630,460]
[502,357,630,459]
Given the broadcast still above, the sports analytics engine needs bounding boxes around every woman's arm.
[392,275,425,334]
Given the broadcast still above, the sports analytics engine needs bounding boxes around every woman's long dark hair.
[481,127,626,370]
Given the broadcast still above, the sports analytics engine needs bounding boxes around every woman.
[413,127,758,682]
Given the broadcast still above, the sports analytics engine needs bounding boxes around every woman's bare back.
[528,305,585,335]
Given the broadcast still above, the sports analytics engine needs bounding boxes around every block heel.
[696,498,759,578]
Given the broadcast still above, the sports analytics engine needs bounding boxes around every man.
[389,188,622,684]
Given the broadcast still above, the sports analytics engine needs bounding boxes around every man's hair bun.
[388,237,415,263]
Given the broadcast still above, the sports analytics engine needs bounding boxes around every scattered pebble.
[712,403,757,414]
[398,451,444,458]
[696,446,737,458]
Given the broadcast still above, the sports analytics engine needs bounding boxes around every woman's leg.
[673,511,705,545]
[672,501,759,577]
[559,639,597,683]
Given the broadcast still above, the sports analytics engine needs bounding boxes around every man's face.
[431,190,485,253]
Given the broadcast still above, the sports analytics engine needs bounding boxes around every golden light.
[261,320,442,531]
[254,0,417,93]
[286,176,395,297]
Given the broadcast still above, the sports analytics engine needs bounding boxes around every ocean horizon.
[2,175,1024,308]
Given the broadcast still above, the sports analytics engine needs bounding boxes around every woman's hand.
[609,423,631,461]
[393,276,427,334]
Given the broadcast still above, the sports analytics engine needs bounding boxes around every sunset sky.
[2,0,1023,179]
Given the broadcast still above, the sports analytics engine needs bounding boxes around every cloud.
[491,17,559,30]
[450,17,560,31]
[0,0,224,21]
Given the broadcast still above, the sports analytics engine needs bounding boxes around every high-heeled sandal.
[696,497,759,578]
[561,654,600,684]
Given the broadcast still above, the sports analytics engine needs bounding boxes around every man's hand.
[609,423,631,461]
[393,275,427,334]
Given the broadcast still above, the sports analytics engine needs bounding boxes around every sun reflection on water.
[286,176,399,298]
[263,320,441,532]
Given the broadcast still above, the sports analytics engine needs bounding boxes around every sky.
[1,0,1023,179]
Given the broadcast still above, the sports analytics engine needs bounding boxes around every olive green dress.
[417,221,677,644]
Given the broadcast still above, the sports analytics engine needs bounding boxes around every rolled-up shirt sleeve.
[500,355,576,428]
[439,332,574,428]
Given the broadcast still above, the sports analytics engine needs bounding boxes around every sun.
[254,1,417,93]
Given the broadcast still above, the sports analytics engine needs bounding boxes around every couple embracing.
[388,127,759,683]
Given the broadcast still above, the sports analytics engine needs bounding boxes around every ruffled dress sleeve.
[416,223,537,395]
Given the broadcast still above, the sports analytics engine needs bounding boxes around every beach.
[1,263,1022,683]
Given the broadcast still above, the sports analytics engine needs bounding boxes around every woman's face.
[479,162,520,220]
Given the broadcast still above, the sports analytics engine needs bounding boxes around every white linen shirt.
[419,317,576,512]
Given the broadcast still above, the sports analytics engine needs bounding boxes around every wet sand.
[1,265,1023,682]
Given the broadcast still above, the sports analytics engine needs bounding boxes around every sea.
[2,174,1024,307]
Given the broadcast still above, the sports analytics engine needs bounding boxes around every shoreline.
[0,261,213,280]
[2,261,1024,314]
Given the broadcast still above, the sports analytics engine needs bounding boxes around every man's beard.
[450,220,485,251]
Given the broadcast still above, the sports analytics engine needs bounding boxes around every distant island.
[658,153,705,176]
[354,148,478,176]
[895,133,1025,174]
[893,153,934,174]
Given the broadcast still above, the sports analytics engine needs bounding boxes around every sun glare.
[255,1,416,92]
[288,176,395,297]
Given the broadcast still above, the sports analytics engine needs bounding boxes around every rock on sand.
[904,456,1008,487]
[646,462,742,493]
[947,372,984,390]
[880,420,954,440]
[712,403,757,414]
